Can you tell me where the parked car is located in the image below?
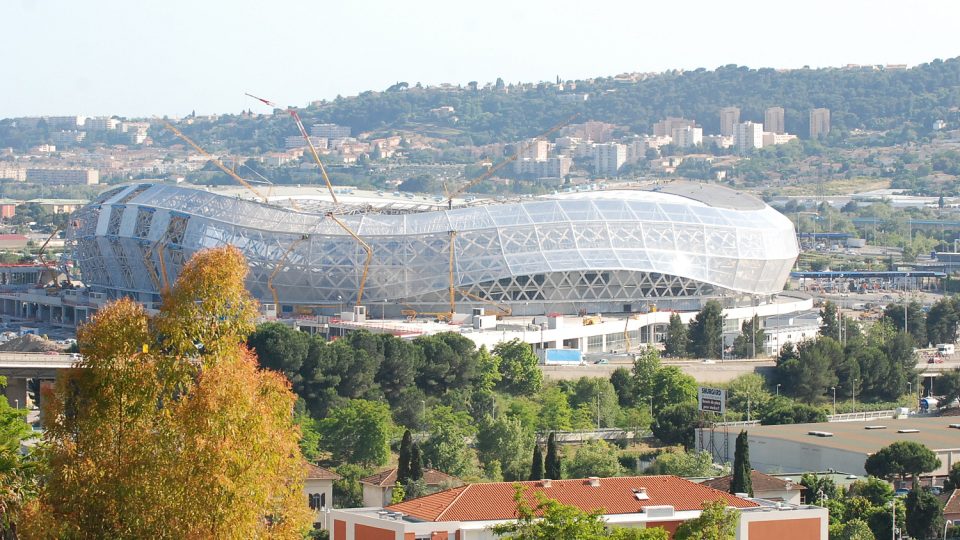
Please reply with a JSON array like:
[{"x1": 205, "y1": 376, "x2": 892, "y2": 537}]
[{"x1": 594, "y1": 358, "x2": 609, "y2": 365}]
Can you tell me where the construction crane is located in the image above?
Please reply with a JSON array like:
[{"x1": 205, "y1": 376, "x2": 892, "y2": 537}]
[
  {"x1": 36, "y1": 227, "x2": 61, "y2": 268},
  {"x1": 448, "y1": 230, "x2": 457, "y2": 316},
  {"x1": 162, "y1": 121, "x2": 269, "y2": 203},
  {"x1": 456, "y1": 287, "x2": 512, "y2": 318},
  {"x1": 325, "y1": 213, "x2": 372, "y2": 306},
  {"x1": 267, "y1": 235, "x2": 310, "y2": 309},
  {"x1": 445, "y1": 113, "x2": 579, "y2": 208},
  {"x1": 245, "y1": 93, "x2": 339, "y2": 207}
]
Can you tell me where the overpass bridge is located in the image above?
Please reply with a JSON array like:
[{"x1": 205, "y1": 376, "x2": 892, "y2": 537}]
[{"x1": 0, "y1": 353, "x2": 78, "y2": 408}]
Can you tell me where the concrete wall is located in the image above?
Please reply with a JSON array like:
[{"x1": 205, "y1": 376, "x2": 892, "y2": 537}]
[{"x1": 737, "y1": 508, "x2": 827, "y2": 539}]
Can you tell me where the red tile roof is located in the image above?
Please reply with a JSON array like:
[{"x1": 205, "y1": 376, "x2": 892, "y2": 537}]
[
  {"x1": 945, "y1": 489, "x2": 960, "y2": 515},
  {"x1": 360, "y1": 468, "x2": 460, "y2": 488},
  {"x1": 701, "y1": 470, "x2": 803, "y2": 494},
  {"x1": 305, "y1": 463, "x2": 341, "y2": 481},
  {"x1": 386, "y1": 475, "x2": 758, "y2": 522}
]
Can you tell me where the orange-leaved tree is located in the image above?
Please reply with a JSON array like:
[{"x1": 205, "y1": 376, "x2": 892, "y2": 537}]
[{"x1": 22, "y1": 246, "x2": 312, "y2": 539}]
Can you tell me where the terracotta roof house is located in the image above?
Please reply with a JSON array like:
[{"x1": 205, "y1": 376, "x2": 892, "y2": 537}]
[
  {"x1": 329, "y1": 475, "x2": 828, "y2": 540},
  {"x1": 360, "y1": 467, "x2": 462, "y2": 507},
  {"x1": 304, "y1": 463, "x2": 340, "y2": 527},
  {"x1": 700, "y1": 470, "x2": 805, "y2": 505},
  {"x1": 944, "y1": 489, "x2": 960, "y2": 528}
]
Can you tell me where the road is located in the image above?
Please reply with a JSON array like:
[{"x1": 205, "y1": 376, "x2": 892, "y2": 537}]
[
  {"x1": 541, "y1": 358, "x2": 776, "y2": 383},
  {"x1": 541, "y1": 357, "x2": 960, "y2": 384}
]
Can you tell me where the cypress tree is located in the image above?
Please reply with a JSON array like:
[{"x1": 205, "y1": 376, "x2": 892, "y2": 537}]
[
  {"x1": 730, "y1": 430, "x2": 753, "y2": 497},
  {"x1": 528, "y1": 444, "x2": 544, "y2": 481},
  {"x1": 397, "y1": 429, "x2": 413, "y2": 485},
  {"x1": 545, "y1": 432, "x2": 561, "y2": 480},
  {"x1": 410, "y1": 442, "x2": 424, "y2": 482}
]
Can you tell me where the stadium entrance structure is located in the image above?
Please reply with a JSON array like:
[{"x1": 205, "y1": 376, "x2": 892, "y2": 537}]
[{"x1": 68, "y1": 182, "x2": 798, "y2": 318}]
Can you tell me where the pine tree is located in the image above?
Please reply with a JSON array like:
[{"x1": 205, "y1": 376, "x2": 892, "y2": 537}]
[
  {"x1": 730, "y1": 431, "x2": 753, "y2": 497},
  {"x1": 545, "y1": 432, "x2": 562, "y2": 480},
  {"x1": 664, "y1": 313, "x2": 689, "y2": 357},
  {"x1": 410, "y1": 442, "x2": 424, "y2": 482},
  {"x1": 528, "y1": 444, "x2": 544, "y2": 481},
  {"x1": 397, "y1": 429, "x2": 413, "y2": 485}
]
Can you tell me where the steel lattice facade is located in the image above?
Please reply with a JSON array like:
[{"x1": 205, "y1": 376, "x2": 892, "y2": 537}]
[{"x1": 67, "y1": 183, "x2": 798, "y2": 315}]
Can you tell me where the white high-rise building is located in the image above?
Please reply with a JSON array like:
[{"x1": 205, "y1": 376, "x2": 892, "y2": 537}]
[
  {"x1": 671, "y1": 126, "x2": 703, "y2": 148},
  {"x1": 594, "y1": 143, "x2": 626, "y2": 176},
  {"x1": 734, "y1": 122, "x2": 763, "y2": 152},
  {"x1": 764, "y1": 107, "x2": 785, "y2": 134},
  {"x1": 719, "y1": 107, "x2": 740, "y2": 136}
]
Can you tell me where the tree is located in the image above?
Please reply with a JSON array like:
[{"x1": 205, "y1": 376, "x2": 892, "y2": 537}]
[
  {"x1": 397, "y1": 429, "x2": 413, "y2": 485},
  {"x1": 409, "y1": 443, "x2": 424, "y2": 482},
  {"x1": 545, "y1": 433, "x2": 562, "y2": 480},
  {"x1": 864, "y1": 441, "x2": 941, "y2": 485},
  {"x1": 645, "y1": 450, "x2": 714, "y2": 477},
  {"x1": 653, "y1": 402, "x2": 702, "y2": 449},
  {"x1": 788, "y1": 337, "x2": 841, "y2": 402},
  {"x1": 23, "y1": 247, "x2": 312, "y2": 538},
  {"x1": 926, "y1": 297, "x2": 959, "y2": 345},
  {"x1": 832, "y1": 519, "x2": 875, "y2": 540},
  {"x1": 943, "y1": 462, "x2": 960, "y2": 490},
  {"x1": 247, "y1": 322, "x2": 312, "y2": 386},
  {"x1": 732, "y1": 315, "x2": 764, "y2": 359},
  {"x1": 0, "y1": 379, "x2": 35, "y2": 538},
  {"x1": 650, "y1": 367, "x2": 697, "y2": 414},
  {"x1": 476, "y1": 416, "x2": 535, "y2": 481},
  {"x1": 883, "y1": 301, "x2": 927, "y2": 346},
  {"x1": 759, "y1": 402, "x2": 827, "y2": 425},
  {"x1": 725, "y1": 374, "x2": 771, "y2": 417},
  {"x1": 904, "y1": 487, "x2": 943, "y2": 540},
  {"x1": 569, "y1": 377, "x2": 620, "y2": 429},
  {"x1": 528, "y1": 445, "x2": 544, "y2": 481},
  {"x1": 491, "y1": 485, "x2": 609, "y2": 540},
  {"x1": 820, "y1": 301, "x2": 840, "y2": 340},
  {"x1": 631, "y1": 347, "x2": 661, "y2": 405},
  {"x1": 847, "y1": 477, "x2": 894, "y2": 507},
  {"x1": 494, "y1": 339, "x2": 543, "y2": 396},
  {"x1": 422, "y1": 406, "x2": 476, "y2": 477},
  {"x1": 730, "y1": 431, "x2": 752, "y2": 497},
  {"x1": 414, "y1": 333, "x2": 478, "y2": 396},
  {"x1": 673, "y1": 500, "x2": 739, "y2": 540},
  {"x1": 567, "y1": 440, "x2": 622, "y2": 479},
  {"x1": 332, "y1": 464, "x2": 370, "y2": 508},
  {"x1": 664, "y1": 313, "x2": 689, "y2": 357},
  {"x1": 537, "y1": 386, "x2": 573, "y2": 432},
  {"x1": 319, "y1": 399, "x2": 394, "y2": 467},
  {"x1": 609, "y1": 368, "x2": 637, "y2": 408},
  {"x1": 687, "y1": 301, "x2": 724, "y2": 359}
]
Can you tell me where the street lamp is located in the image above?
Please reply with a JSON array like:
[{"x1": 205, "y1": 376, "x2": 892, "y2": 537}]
[
  {"x1": 338, "y1": 295, "x2": 343, "y2": 316},
  {"x1": 831, "y1": 387, "x2": 836, "y2": 416},
  {"x1": 776, "y1": 383, "x2": 781, "y2": 398}
]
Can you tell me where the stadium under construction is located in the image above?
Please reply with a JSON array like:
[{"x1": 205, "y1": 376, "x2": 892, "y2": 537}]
[{"x1": 17, "y1": 180, "x2": 805, "y2": 354}]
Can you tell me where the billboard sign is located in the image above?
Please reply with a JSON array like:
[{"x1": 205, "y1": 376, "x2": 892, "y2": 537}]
[
  {"x1": 544, "y1": 348, "x2": 583, "y2": 365},
  {"x1": 698, "y1": 387, "x2": 726, "y2": 414}
]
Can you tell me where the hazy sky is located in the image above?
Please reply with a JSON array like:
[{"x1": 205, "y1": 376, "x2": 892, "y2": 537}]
[{"x1": 3, "y1": 0, "x2": 958, "y2": 118}]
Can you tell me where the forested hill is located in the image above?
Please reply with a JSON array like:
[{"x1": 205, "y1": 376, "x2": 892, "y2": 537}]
[
  {"x1": 5, "y1": 58, "x2": 960, "y2": 152},
  {"x1": 170, "y1": 58, "x2": 960, "y2": 151}
]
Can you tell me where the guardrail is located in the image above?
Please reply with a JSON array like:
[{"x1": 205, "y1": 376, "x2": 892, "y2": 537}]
[{"x1": 826, "y1": 410, "x2": 897, "y2": 422}]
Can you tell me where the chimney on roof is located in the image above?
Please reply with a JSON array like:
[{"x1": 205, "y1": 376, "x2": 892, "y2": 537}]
[
  {"x1": 541, "y1": 479, "x2": 552, "y2": 487},
  {"x1": 588, "y1": 477, "x2": 600, "y2": 487}
]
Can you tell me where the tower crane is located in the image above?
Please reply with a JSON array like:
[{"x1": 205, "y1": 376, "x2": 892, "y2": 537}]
[
  {"x1": 162, "y1": 121, "x2": 269, "y2": 203},
  {"x1": 267, "y1": 235, "x2": 309, "y2": 310},
  {"x1": 325, "y1": 213, "x2": 372, "y2": 307},
  {"x1": 444, "y1": 113, "x2": 579, "y2": 209},
  {"x1": 245, "y1": 93, "x2": 339, "y2": 207}
]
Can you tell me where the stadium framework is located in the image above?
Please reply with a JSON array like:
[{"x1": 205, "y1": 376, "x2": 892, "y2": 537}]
[{"x1": 67, "y1": 182, "x2": 798, "y2": 318}]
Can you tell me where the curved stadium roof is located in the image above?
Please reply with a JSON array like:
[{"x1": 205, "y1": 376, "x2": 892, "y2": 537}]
[{"x1": 69, "y1": 182, "x2": 798, "y2": 313}]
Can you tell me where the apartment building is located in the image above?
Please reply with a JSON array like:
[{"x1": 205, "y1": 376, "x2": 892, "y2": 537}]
[
  {"x1": 652, "y1": 117, "x2": 696, "y2": 137},
  {"x1": 25, "y1": 168, "x2": 99, "y2": 185},
  {"x1": 734, "y1": 122, "x2": 763, "y2": 153},
  {"x1": 311, "y1": 123, "x2": 351, "y2": 138},
  {"x1": 719, "y1": 107, "x2": 741, "y2": 136},
  {"x1": 764, "y1": 107, "x2": 785, "y2": 134},
  {"x1": 594, "y1": 143, "x2": 627, "y2": 175},
  {"x1": 809, "y1": 108, "x2": 831, "y2": 139},
  {"x1": 672, "y1": 126, "x2": 703, "y2": 148}
]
